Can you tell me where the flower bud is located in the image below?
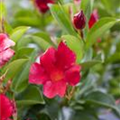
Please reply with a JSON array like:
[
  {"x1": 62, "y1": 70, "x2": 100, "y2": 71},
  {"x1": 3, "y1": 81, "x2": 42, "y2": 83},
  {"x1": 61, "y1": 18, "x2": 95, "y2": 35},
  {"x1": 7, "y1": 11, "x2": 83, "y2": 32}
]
[
  {"x1": 34, "y1": 0, "x2": 54, "y2": 13},
  {"x1": 73, "y1": 10, "x2": 86, "y2": 30},
  {"x1": 88, "y1": 9, "x2": 99, "y2": 29}
]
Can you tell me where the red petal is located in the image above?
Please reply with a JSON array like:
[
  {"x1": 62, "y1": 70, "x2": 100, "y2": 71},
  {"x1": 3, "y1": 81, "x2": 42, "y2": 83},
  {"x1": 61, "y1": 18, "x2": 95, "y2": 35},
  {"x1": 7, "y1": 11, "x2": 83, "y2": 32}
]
[
  {"x1": 40, "y1": 47, "x2": 56, "y2": 73},
  {"x1": 0, "y1": 33, "x2": 15, "y2": 52},
  {"x1": 65, "y1": 65, "x2": 81, "y2": 86},
  {"x1": 43, "y1": 80, "x2": 67, "y2": 98},
  {"x1": 0, "y1": 94, "x2": 13, "y2": 120},
  {"x1": 0, "y1": 48, "x2": 15, "y2": 68},
  {"x1": 29, "y1": 63, "x2": 49, "y2": 84},
  {"x1": 88, "y1": 9, "x2": 99, "y2": 29},
  {"x1": 56, "y1": 42, "x2": 76, "y2": 69}
]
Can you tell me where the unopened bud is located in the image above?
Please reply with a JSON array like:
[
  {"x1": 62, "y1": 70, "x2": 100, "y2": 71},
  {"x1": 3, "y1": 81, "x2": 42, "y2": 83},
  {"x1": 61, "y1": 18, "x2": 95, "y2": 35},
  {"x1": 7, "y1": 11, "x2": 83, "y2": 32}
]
[{"x1": 73, "y1": 10, "x2": 86, "y2": 30}]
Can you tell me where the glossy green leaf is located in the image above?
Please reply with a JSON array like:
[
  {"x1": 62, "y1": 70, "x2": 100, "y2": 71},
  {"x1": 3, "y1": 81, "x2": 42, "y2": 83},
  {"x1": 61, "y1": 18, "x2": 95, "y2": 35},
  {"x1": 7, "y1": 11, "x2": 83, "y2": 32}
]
[
  {"x1": 80, "y1": 60, "x2": 102, "y2": 70},
  {"x1": 16, "y1": 85, "x2": 45, "y2": 106},
  {"x1": 3, "y1": 59, "x2": 28, "y2": 80},
  {"x1": 85, "y1": 91, "x2": 120, "y2": 116},
  {"x1": 33, "y1": 32, "x2": 55, "y2": 46},
  {"x1": 13, "y1": 47, "x2": 34, "y2": 59},
  {"x1": 30, "y1": 35, "x2": 52, "y2": 51},
  {"x1": 49, "y1": 4, "x2": 77, "y2": 36},
  {"x1": 11, "y1": 51, "x2": 37, "y2": 93},
  {"x1": 85, "y1": 17, "x2": 117, "y2": 50},
  {"x1": 10, "y1": 26, "x2": 30, "y2": 42}
]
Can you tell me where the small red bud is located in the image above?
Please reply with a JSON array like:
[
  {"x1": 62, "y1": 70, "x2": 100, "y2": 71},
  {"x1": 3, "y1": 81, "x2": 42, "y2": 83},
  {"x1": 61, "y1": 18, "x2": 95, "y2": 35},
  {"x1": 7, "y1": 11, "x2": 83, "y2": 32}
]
[
  {"x1": 34, "y1": 0, "x2": 54, "y2": 13},
  {"x1": 73, "y1": 10, "x2": 86, "y2": 30}
]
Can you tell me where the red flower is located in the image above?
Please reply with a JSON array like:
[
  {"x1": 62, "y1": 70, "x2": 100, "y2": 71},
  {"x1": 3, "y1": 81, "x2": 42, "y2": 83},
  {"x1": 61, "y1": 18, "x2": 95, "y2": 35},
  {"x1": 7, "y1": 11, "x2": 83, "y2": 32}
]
[
  {"x1": 88, "y1": 9, "x2": 99, "y2": 29},
  {"x1": 73, "y1": 10, "x2": 86, "y2": 30},
  {"x1": 29, "y1": 42, "x2": 81, "y2": 98},
  {"x1": 34, "y1": 0, "x2": 54, "y2": 13},
  {"x1": 0, "y1": 94, "x2": 14, "y2": 120},
  {"x1": 0, "y1": 33, "x2": 15, "y2": 68}
]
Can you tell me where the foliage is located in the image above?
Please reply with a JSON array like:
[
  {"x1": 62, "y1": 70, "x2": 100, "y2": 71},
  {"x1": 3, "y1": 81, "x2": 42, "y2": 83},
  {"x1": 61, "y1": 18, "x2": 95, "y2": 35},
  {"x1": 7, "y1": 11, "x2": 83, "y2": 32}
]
[{"x1": 0, "y1": 0, "x2": 120, "y2": 120}]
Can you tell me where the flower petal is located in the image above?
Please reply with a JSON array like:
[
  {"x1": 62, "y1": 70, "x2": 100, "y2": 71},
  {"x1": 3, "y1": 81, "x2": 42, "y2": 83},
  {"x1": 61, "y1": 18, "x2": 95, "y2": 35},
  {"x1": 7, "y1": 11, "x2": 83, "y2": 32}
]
[
  {"x1": 43, "y1": 80, "x2": 67, "y2": 98},
  {"x1": 88, "y1": 9, "x2": 99, "y2": 29},
  {"x1": 29, "y1": 63, "x2": 49, "y2": 85},
  {"x1": 40, "y1": 47, "x2": 56, "y2": 73},
  {"x1": 0, "y1": 94, "x2": 13, "y2": 120},
  {"x1": 0, "y1": 33, "x2": 15, "y2": 52},
  {"x1": 65, "y1": 65, "x2": 81, "y2": 86},
  {"x1": 0, "y1": 48, "x2": 15, "y2": 68},
  {"x1": 56, "y1": 42, "x2": 76, "y2": 69}
]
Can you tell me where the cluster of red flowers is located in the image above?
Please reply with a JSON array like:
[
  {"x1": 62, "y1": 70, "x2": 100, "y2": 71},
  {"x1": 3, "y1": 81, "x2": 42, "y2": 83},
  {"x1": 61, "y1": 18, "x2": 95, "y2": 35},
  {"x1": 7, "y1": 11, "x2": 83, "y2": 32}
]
[{"x1": 29, "y1": 1, "x2": 99, "y2": 98}]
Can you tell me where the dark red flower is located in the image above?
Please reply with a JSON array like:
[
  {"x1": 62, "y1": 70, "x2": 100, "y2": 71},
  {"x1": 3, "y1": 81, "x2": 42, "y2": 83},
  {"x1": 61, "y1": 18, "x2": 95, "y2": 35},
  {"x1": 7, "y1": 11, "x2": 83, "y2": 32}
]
[
  {"x1": 29, "y1": 42, "x2": 81, "y2": 98},
  {"x1": 88, "y1": 9, "x2": 99, "y2": 29},
  {"x1": 73, "y1": 10, "x2": 86, "y2": 30},
  {"x1": 34, "y1": 0, "x2": 54, "y2": 13},
  {"x1": 0, "y1": 94, "x2": 14, "y2": 120},
  {"x1": 0, "y1": 33, "x2": 15, "y2": 68}
]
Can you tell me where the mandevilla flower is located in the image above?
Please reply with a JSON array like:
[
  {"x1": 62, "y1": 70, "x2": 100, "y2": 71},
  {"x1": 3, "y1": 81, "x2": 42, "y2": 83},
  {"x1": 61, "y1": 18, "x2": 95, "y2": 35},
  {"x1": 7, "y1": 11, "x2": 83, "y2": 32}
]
[
  {"x1": 0, "y1": 94, "x2": 14, "y2": 120},
  {"x1": 73, "y1": 10, "x2": 86, "y2": 30},
  {"x1": 34, "y1": 0, "x2": 54, "y2": 13},
  {"x1": 0, "y1": 33, "x2": 15, "y2": 68},
  {"x1": 88, "y1": 9, "x2": 99, "y2": 29},
  {"x1": 29, "y1": 42, "x2": 81, "y2": 98}
]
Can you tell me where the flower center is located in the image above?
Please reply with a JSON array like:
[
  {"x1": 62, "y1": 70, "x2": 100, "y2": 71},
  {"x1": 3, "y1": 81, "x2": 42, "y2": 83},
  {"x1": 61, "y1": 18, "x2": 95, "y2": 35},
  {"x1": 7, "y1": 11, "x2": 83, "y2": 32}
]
[{"x1": 50, "y1": 70, "x2": 64, "y2": 82}]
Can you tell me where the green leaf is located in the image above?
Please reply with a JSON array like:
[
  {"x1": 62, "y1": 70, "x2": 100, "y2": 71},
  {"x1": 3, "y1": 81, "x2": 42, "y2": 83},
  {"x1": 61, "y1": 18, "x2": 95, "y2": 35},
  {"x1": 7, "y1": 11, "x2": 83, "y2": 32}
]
[
  {"x1": 37, "y1": 113, "x2": 51, "y2": 120},
  {"x1": 62, "y1": 35, "x2": 84, "y2": 63},
  {"x1": 85, "y1": 91, "x2": 120, "y2": 116},
  {"x1": 10, "y1": 26, "x2": 30, "y2": 42},
  {"x1": 69, "y1": 111, "x2": 98, "y2": 120},
  {"x1": 49, "y1": 4, "x2": 77, "y2": 36},
  {"x1": 11, "y1": 50, "x2": 37, "y2": 93},
  {"x1": 17, "y1": 35, "x2": 52, "y2": 51},
  {"x1": 13, "y1": 47, "x2": 34, "y2": 59},
  {"x1": 80, "y1": 60, "x2": 102, "y2": 70},
  {"x1": 14, "y1": 17, "x2": 42, "y2": 28},
  {"x1": 16, "y1": 85, "x2": 45, "y2": 106},
  {"x1": 33, "y1": 32, "x2": 55, "y2": 46},
  {"x1": 81, "y1": 0, "x2": 94, "y2": 18},
  {"x1": 106, "y1": 52, "x2": 120, "y2": 63},
  {"x1": 3, "y1": 59, "x2": 28, "y2": 80},
  {"x1": 30, "y1": 35, "x2": 52, "y2": 51},
  {"x1": 0, "y1": 2, "x2": 6, "y2": 17},
  {"x1": 85, "y1": 17, "x2": 117, "y2": 50}
]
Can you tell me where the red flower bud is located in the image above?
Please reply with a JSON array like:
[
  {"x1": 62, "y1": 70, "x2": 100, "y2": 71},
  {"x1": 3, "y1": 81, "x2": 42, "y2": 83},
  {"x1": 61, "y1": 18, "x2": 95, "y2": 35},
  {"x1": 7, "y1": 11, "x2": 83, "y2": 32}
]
[
  {"x1": 88, "y1": 9, "x2": 99, "y2": 29},
  {"x1": 34, "y1": 0, "x2": 54, "y2": 13},
  {"x1": 73, "y1": 10, "x2": 86, "y2": 30}
]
